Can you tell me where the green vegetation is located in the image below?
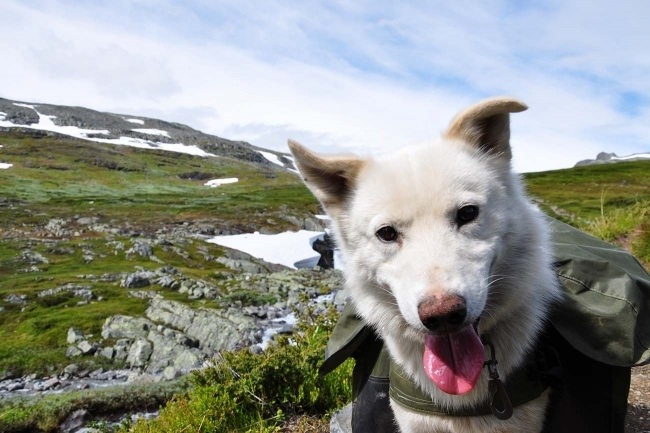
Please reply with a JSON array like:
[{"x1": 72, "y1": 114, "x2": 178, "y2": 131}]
[
  {"x1": 525, "y1": 160, "x2": 650, "y2": 267},
  {"x1": 121, "y1": 308, "x2": 353, "y2": 433},
  {"x1": 0, "y1": 132, "x2": 319, "y2": 231},
  {"x1": 0, "y1": 308, "x2": 352, "y2": 433},
  {"x1": 0, "y1": 377, "x2": 190, "y2": 433}
]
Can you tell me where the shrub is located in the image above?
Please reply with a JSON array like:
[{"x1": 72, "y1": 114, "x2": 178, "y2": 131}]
[{"x1": 124, "y1": 307, "x2": 353, "y2": 433}]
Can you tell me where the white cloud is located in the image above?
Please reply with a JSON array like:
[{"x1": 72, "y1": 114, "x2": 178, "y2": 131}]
[{"x1": 1, "y1": 0, "x2": 648, "y2": 173}]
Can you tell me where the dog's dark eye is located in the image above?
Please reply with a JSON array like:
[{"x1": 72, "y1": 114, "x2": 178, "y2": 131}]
[
  {"x1": 376, "y1": 226, "x2": 398, "y2": 242},
  {"x1": 456, "y1": 205, "x2": 479, "y2": 226}
]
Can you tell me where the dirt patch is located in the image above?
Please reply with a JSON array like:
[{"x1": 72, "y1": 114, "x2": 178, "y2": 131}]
[{"x1": 626, "y1": 363, "x2": 650, "y2": 433}]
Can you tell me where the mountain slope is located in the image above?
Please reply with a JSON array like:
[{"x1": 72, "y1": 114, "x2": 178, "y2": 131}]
[{"x1": 0, "y1": 97, "x2": 293, "y2": 169}]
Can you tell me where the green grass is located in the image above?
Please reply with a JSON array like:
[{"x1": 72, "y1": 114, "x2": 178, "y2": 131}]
[
  {"x1": 0, "y1": 377, "x2": 190, "y2": 433},
  {"x1": 0, "y1": 132, "x2": 319, "y2": 231},
  {"x1": 525, "y1": 160, "x2": 650, "y2": 222}
]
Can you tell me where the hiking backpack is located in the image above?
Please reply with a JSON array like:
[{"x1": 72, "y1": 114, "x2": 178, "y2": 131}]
[{"x1": 320, "y1": 217, "x2": 650, "y2": 433}]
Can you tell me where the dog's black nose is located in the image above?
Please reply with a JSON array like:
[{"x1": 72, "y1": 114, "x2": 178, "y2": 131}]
[{"x1": 418, "y1": 294, "x2": 467, "y2": 333}]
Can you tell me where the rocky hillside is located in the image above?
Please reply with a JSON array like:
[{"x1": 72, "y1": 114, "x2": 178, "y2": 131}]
[
  {"x1": 575, "y1": 150, "x2": 650, "y2": 167},
  {"x1": 0, "y1": 97, "x2": 293, "y2": 168},
  {"x1": 0, "y1": 99, "x2": 332, "y2": 405}
]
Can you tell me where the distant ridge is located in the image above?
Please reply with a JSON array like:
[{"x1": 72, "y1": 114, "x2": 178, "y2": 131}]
[
  {"x1": 0, "y1": 97, "x2": 294, "y2": 170},
  {"x1": 575, "y1": 151, "x2": 650, "y2": 167}
]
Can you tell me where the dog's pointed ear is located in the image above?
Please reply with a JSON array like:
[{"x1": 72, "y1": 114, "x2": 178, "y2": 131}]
[
  {"x1": 444, "y1": 97, "x2": 527, "y2": 160},
  {"x1": 288, "y1": 140, "x2": 366, "y2": 216}
]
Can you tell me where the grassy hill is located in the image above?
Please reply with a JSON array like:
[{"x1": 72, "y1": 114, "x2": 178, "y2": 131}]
[
  {"x1": 525, "y1": 160, "x2": 650, "y2": 266},
  {"x1": 0, "y1": 132, "x2": 320, "y2": 377},
  {"x1": 1, "y1": 130, "x2": 649, "y2": 432}
]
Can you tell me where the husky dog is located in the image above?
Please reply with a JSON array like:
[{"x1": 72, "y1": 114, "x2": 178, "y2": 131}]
[{"x1": 289, "y1": 98, "x2": 562, "y2": 433}]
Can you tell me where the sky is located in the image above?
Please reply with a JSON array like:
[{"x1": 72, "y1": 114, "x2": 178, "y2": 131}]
[{"x1": 1, "y1": 0, "x2": 649, "y2": 173}]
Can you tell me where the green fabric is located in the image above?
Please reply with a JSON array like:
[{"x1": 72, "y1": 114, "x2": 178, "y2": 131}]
[
  {"x1": 548, "y1": 217, "x2": 650, "y2": 367},
  {"x1": 389, "y1": 351, "x2": 548, "y2": 416}
]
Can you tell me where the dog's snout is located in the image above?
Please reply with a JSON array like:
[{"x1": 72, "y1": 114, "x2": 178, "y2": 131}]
[{"x1": 418, "y1": 294, "x2": 467, "y2": 333}]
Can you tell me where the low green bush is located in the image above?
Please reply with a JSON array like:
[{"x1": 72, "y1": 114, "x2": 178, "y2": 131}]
[{"x1": 123, "y1": 306, "x2": 353, "y2": 433}]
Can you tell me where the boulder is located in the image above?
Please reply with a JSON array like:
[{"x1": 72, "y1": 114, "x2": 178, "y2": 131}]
[
  {"x1": 146, "y1": 298, "x2": 256, "y2": 353},
  {"x1": 77, "y1": 340, "x2": 97, "y2": 355},
  {"x1": 102, "y1": 315, "x2": 153, "y2": 339},
  {"x1": 144, "y1": 329, "x2": 203, "y2": 374},
  {"x1": 66, "y1": 346, "x2": 83, "y2": 358},
  {"x1": 127, "y1": 339, "x2": 153, "y2": 367},
  {"x1": 99, "y1": 347, "x2": 115, "y2": 360},
  {"x1": 67, "y1": 328, "x2": 85, "y2": 344},
  {"x1": 60, "y1": 409, "x2": 89, "y2": 433},
  {"x1": 121, "y1": 271, "x2": 156, "y2": 288},
  {"x1": 4, "y1": 294, "x2": 28, "y2": 305}
]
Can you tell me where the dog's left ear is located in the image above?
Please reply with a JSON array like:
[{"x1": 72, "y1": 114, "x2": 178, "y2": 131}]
[
  {"x1": 288, "y1": 140, "x2": 366, "y2": 217},
  {"x1": 444, "y1": 97, "x2": 527, "y2": 160}
]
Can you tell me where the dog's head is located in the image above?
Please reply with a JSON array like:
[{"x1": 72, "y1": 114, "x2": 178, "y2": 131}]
[{"x1": 290, "y1": 97, "x2": 539, "y2": 395}]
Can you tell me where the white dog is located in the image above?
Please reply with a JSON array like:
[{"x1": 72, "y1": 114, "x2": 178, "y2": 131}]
[{"x1": 289, "y1": 97, "x2": 563, "y2": 433}]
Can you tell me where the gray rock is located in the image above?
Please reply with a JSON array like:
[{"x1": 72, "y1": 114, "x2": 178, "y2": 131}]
[
  {"x1": 114, "y1": 346, "x2": 128, "y2": 360},
  {"x1": 156, "y1": 275, "x2": 180, "y2": 290},
  {"x1": 45, "y1": 218, "x2": 68, "y2": 236},
  {"x1": 67, "y1": 327, "x2": 84, "y2": 344},
  {"x1": 60, "y1": 409, "x2": 88, "y2": 433},
  {"x1": 40, "y1": 284, "x2": 94, "y2": 301},
  {"x1": 121, "y1": 271, "x2": 155, "y2": 288},
  {"x1": 77, "y1": 340, "x2": 97, "y2": 355},
  {"x1": 100, "y1": 347, "x2": 115, "y2": 360},
  {"x1": 6, "y1": 382, "x2": 24, "y2": 392},
  {"x1": 146, "y1": 298, "x2": 256, "y2": 353},
  {"x1": 102, "y1": 315, "x2": 152, "y2": 339},
  {"x1": 4, "y1": 294, "x2": 28, "y2": 305},
  {"x1": 330, "y1": 404, "x2": 352, "y2": 433},
  {"x1": 163, "y1": 366, "x2": 179, "y2": 381},
  {"x1": 21, "y1": 249, "x2": 50, "y2": 265},
  {"x1": 63, "y1": 364, "x2": 80, "y2": 375},
  {"x1": 144, "y1": 330, "x2": 203, "y2": 374},
  {"x1": 66, "y1": 346, "x2": 83, "y2": 357},
  {"x1": 76, "y1": 217, "x2": 99, "y2": 226},
  {"x1": 126, "y1": 240, "x2": 153, "y2": 258},
  {"x1": 41, "y1": 377, "x2": 60, "y2": 390},
  {"x1": 115, "y1": 338, "x2": 131, "y2": 347},
  {"x1": 127, "y1": 338, "x2": 153, "y2": 367}
]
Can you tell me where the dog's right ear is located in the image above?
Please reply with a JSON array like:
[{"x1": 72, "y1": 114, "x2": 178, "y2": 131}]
[{"x1": 288, "y1": 140, "x2": 366, "y2": 217}]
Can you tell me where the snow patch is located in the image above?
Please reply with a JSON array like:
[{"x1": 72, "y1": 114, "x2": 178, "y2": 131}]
[
  {"x1": 125, "y1": 118, "x2": 145, "y2": 125},
  {"x1": 206, "y1": 230, "x2": 321, "y2": 269},
  {"x1": 612, "y1": 153, "x2": 650, "y2": 161},
  {"x1": 0, "y1": 163, "x2": 13, "y2": 169},
  {"x1": 13, "y1": 103, "x2": 37, "y2": 109},
  {"x1": 204, "y1": 178, "x2": 239, "y2": 187},
  {"x1": 132, "y1": 128, "x2": 170, "y2": 137},
  {"x1": 258, "y1": 150, "x2": 284, "y2": 167}
]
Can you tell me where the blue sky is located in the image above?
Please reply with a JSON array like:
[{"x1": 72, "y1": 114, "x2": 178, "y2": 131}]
[{"x1": 2, "y1": 0, "x2": 649, "y2": 172}]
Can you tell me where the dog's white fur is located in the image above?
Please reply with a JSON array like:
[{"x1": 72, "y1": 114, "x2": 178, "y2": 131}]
[{"x1": 289, "y1": 97, "x2": 562, "y2": 433}]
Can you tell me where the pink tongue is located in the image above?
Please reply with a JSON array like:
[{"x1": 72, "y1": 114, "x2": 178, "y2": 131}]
[{"x1": 423, "y1": 326, "x2": 485, "y2": 395}]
